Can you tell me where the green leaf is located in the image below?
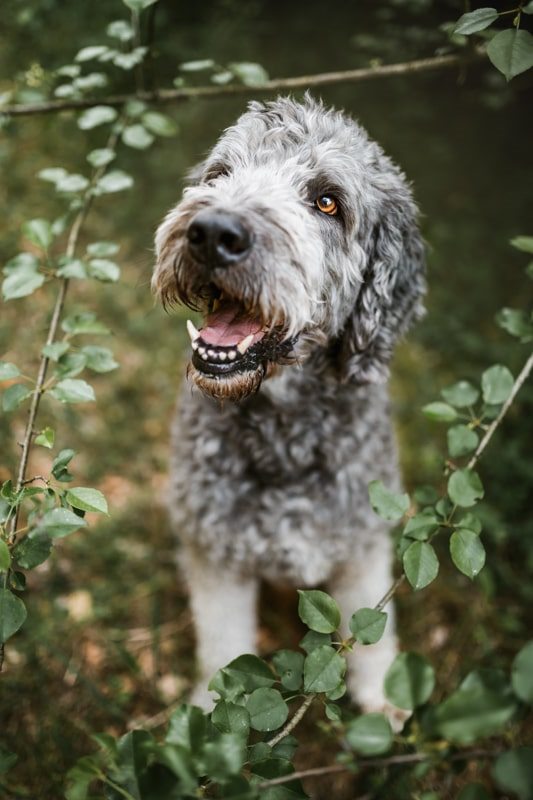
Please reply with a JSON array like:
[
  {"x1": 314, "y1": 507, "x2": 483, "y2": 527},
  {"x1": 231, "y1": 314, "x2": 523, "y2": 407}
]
[
  {"x1": 349, "y1": 608, "x2": 387, "y2": 645},
  {"x1": 481, "y1": 364, "x2": 514, "y2": 404},
  {"x1": 66, "y1": 487, "x2": 108, "y2": 514},
  {"x1": 368, "y1": 480, "x2": 410, "y2": 521},
  {"x1": 95, "y1": 170, "x2": 134, "y2": 194},
  {"x1": 43, "y1": 342, "x2": 70, "y2": 361},
  {"x1": 448, "y1": 469, "x2": 484, "y2": 508},
  {"x1": 56, "y1": 258, "x2": 88, "y2": 279},
  {"x1": 229, "y1": 61, "x2": 269, "y2": 86},
  {"x1": 272, "y1": 650, "x2": 304, "y2": 691},
  {"x1": 456, "y1": 512, "x2": 482, "y2": 534},
  {"x1": 511, "y1": 641, "x2": 533, "y2": 704},
  {"x1": 0, "y1": 361, "x2": 20, "y2": 380},
  {"x1": 50, "y1": 379, "x2": 95, "y2": 404},
  {"x1": 403, "y1": 511, "x2": 440, "y2": 541},
  {"x1": 122, "y1": 124, "x2": 155, "y2": 150},
  {"x1": 166, "y1": 703, "x2": 207, "y2": 750},
  {"x1": 142, "y1": 111, "x2": 178, "y2": 136},
  {"x1": 35, "y1": 426, "x2": 55, "y2": 449},
  {"x1": 496, "y1": 308, "x2": 533, "y2": 342},
  {"x1": 297, "y1": 589, "x2": 340, "y2": 633},
  {"x1": 81, "y1": 346, "x2": 118, "y2": 373},
  {"x1": 3, "y1": 252, "x2": 40, "y2": 273},
  {"x1": 0, "y1": 746, "x2": 18, "y2": 775},
  {"x1": 86, "y1": 241, "x2": 120, "y2": 257},
  {"x1": 457, "y1": 784, "x2": 491, "y2": 800},
  {"x1": 61, "y1": 312, "x2": 109, "y2": 336},
  {"x1": 0, "y1": 541, "x2": 11, "y2": 571},
  {"x1": 511, "y1": 235, "x2": 533, "y2": 253},
  {"x1": 88, "y1": 258, "x2": 120, "y2": 282},
  {"x1": 40, "y1": 508, "x2": 88, "y2": 538},
  {"x1": 403, "y1": 541, "x2": 439, "y2": 590},
  {"x1": 384, "y1": 652, "x2": 435, "y2": 710},
  {"x1": 2, "y1": 267, "x2": 45, "y2": 300},
  {"x1": 52, "y1": 448, "x2": 76, "y2": 482},
  {"x1": 247, "y1": 688, "x2": 289, "y2": 732},
  {"x1": 324, "y1": 702, "x2": 342, "y2": 721},
  {"x1": 78, "y1": 105, "x2": 118, "y2": 130},
  {"x1": 346, "y1": 713, "x2": 393, "y2": 755},
  {"x1": 38, "y1": 167, "x2": 68, "y2": 184},
  {"x1": 524, "y1": 1, "x2": 533, "y2": 13},
  {"x1": 303, "y1": 645, "x2": 346, "y2": 693},
  {"x1": 487, "y1": 29, "x2": 533, "y2": 81},
  {"x1": 453, "y1": 8, "x2": 498, "y2": 35},
  {"x1": 75, "y1": 45, "x2": 110, "y2": 62},
  {"x1": 12, "y1": 534, "x2": 52, "y2": 569},
  {"x1": 56, "y1": 173, "x2": 90, "y2": 194},
  {"x1": 87, "y1": 148, "x2": 116, "y2": 168},
  {"x1": 299, "y1": 630, "x2": 331, "y2": 653},
  {"x1": 179, "y1": 58, "x2": 216, "y2": 72},
  {"x1": 112, "y1": 48, "x2": 147, "y2": 70},
  {"x1": 203, "y1": 732, "x2": 246, "y2": 782},
  {"x1": 2, "y1": 384, "x2": 32, "y2": 412},
  {"x1": 22, "y1": 218, "x2": 53, "y2": 249},
  {"x1": 493, "y1": 747, "x2": 533, "y2": 800},
  {"x1": 450, "y1": 530, "x2": 485, "y2": 579},
  {"x1": 422, "y1": 401, "x2": 459, "y2": 423},
  {"x1": 441, "y1": 380, "x2": 479, "y2": 408},
  {"x1": 211, "y1": 700, "x2": 250, "y2": 736},
  {"x1": 212, "y1": 654, "x2": 275, "y2": 694},
  {"x1": 0, "y1": 589, "x2": 27, "y2": 643},
  {"x1": 107, "y1": 20, "x2": 134, "y2": 41},
  {"x1": 447, "y1": 425, "x2": 479, "y2": 458}
]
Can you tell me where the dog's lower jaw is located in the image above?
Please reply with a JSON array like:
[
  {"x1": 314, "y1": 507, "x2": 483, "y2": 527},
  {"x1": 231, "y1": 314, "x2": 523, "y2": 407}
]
[{"x1": 187, "y1": 362, "x2": 266, "y2": 401}]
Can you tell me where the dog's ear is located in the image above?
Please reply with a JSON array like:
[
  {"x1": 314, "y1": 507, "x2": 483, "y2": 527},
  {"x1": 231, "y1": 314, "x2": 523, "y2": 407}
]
[{"x1": 339, "y1": 171, "x2": 426, "y2": 384}]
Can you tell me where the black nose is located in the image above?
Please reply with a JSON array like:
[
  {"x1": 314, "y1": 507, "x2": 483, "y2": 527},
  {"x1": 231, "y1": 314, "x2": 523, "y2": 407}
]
[{"x1": 187, "y1": 210, "x2": 252, "y2": 267}]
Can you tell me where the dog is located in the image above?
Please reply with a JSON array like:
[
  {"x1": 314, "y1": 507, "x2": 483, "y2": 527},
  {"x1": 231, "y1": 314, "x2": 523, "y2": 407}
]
[{"x1": 152, "y1": 95, "x2": 425, "y2": 721}]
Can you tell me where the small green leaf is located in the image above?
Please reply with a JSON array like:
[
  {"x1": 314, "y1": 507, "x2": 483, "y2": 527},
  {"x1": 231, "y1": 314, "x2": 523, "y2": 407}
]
[
  {"x1": 368, "y1": 480, "x2": 410, "y2": 521},
  {"x1": 3, "y1": 252, "x2": 40, "y2": 273},
  {"x1": 493, "y1": 747, "x2": 533, "y2": 800},
  {"x1": 0, "y1": 362, "x2": 20, "y2": 381},
  {"x1": 211, "y1": 700, "x2": 250, "y2": 736},
  {"x1": 12, "y1": 534, "x2": 52, "y2": 569},
  {"x1": 448, "y1": 469, "x2": 484, "y2": 508},
  {"x1": 78, "y1": 105, "x2": 118, "y2": 130},
  {"x1": 346, "y1": 713, "x2": 393, "y2": 755},
  {"x1": 86, "y1": 241, "x2": 120, "y2": 257},
  {"x1": 447, "y1": 425, "x2": 479, "y2": 458},
  {"x1": 35, "y1": 426, "x2": 55, "y2": 449},
  {"x1": 43, "y1": 343, "x2": 69, "y2": 362},
  {"x1": 22, "y1": 218, "x2": 53, "y2": 249},
  {"x1": 38, "y1": 167, "x2": 68, "y2": 184},
  {"x1": 403, "y1": 541, "x2": 439, "y2": 590},
  {"x1": 50, "y1": 379, "x2": 95, "y2": 404},
  {"x1": 297, "y1": 589, "x2": 341, "y2": 633},
  {"x1": 0, "y1": 589, "x2": 27, "y2": 643},
  {"x1": 2, "y1": 267, "x2": 45, "y2": 300},
  {"x1": 384, "y1": 652, "x2": 435, "y2": 710},
  {"x1": 481, "y1": 365, "x2": 514, "y2": 404},
  {"x1": 325, "y1": 702, "x2": 342, "y2": 721},
  {"x1": 246, "y1": 688, "x2": 288, "y2": 732},
  {"x1": 456, "y1": 512, "x2": 482, "y2": 534},
  {"x1": 56, "y1": 173, "x2": 90, "y2": 194},
  {"x1": 122, "y1": 124, "x2": 155, "y2": 150},
  {"x1": 40, "y1": 508, "x2": 88, "y2": 538},
  {"x1": 61, "y1": 313, "x2": 109, "y2": 336},
  {"x1": 81, "y1": 346, "x2": 118, "y2": 373},
  {"x1": 299, "y1": 630, "x2": 331, "y2": 653},
  {"x1": 142, "y1": 111, "x2": 178, "y2": 137},
  {"x1": 487, "y1": 29, "x2": 533, "y2": 81},
  {"x1": 403, "y1": 511, "x2": 440, "y2": 541},
  {"x1": 95, "y1": 170, "x2": 134, "y2": 194},
  {"x1": 107, "y1": 20, "x2": 134, "y2": 41},
  {"x1": 56, "y1": 258, "x2": 88, "y2": 279},
  {"x1": 496, "y1": 308, "x2": 533, "y2": 342},
  {"x1": 112, "y1": 48, "x2": 147, "y2": 70},
  {"x1": 453, "y1": 8, "x2": 498, "y2": 35},
  {"x1": 52, "y1": 449, "x2": 76, "y2": 482},
  {"x1": 272, "y1": 650, "x2": 304, "y2": 691},
  {"x1": 422, "y1": 401, "x2": 458, "y2": 423},
  {"x1": 179, "y1": 59, "x2": 216, "y2": 72},
  {"x1": 511, "y1": 235, "x2": 533, "y2": 253},
  {"x1": 211, "y1": 654, "x2": 275, "y2": 694},
  {"x1": 2, "y1": 384, "x2": 32, "y2": 412},
  {"x1": 229, "y1": 61, "x2": 269, "y2": 86},
  {"x1": 88, "y1": 259, "x2": 120, "y2": 282},
  {"x1": 441, "y1": 380, "x2": 479, "y2": 408},
  {"x1": 66, "y1": 487, "x2": 108, "y2": 514},
  {"x1": 87, "y1": 148, "x2": 116, "y2": 168},
  {"x1": 511, "y1": 641, "x2": 533, "y2": 704},
  {"x1": 0, "y1": 541, "x2": 11, "y2": 571},
  {"x1": 450, "y1": 530, "x2": 486, "y2": 579},
  {"x1": 349, "y1": 608, "x2": 387, "y2": 645},
  {"x1": 303, "y1": 645, "x2": 346, "y2": 693},
  {"x1": 75, "y1": 45, "x2": 110, "y2": 62}
]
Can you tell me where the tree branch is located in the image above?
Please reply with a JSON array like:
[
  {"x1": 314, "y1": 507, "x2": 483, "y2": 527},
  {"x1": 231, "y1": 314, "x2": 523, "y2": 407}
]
[
  {"x1": 266, "y1": 694, "x2": 315, "y2": 748},
  {"x1": 1, "y1": 49, "x2": 485, "y2": 118}
]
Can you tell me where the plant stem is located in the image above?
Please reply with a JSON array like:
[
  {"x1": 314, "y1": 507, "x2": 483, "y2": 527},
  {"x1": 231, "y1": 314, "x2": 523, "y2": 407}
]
[{"x1": 266, "y1": 695, "x2": 315, "y2": 748}]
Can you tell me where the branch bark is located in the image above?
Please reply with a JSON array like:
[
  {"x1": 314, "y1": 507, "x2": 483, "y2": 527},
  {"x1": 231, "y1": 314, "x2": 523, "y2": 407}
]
[{"x1": 2, "y1": 49, "x2": 485, "y2": 118}]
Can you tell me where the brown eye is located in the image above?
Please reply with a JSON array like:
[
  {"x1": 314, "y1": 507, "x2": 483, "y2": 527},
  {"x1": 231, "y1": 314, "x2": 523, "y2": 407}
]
[{"x1": 316, "y1": 195, "x2": 338, "y2": 215}]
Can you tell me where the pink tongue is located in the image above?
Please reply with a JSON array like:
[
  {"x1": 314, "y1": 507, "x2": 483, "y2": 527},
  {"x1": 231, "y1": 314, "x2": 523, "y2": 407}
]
[{"x1": 200, "y1": 304, "x2": 264, "y2": 347}]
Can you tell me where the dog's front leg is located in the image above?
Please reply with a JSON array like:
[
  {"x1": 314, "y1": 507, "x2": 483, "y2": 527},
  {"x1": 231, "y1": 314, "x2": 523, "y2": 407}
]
[
  {"x1": 182, "y1": 547, "x2": 259, "y2": 710},
  {"x1": 328, "y1": 535, "x2": 408, "y2": 730}
]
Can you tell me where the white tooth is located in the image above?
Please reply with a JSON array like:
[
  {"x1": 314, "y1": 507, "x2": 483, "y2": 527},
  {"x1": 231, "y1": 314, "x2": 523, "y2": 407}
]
[
  {"x1": 191, "y1": 341, "x2": 199, "y2": 351},
  {"x1": 207, "y1": 349, "x2": 217, "y2": 358},
  {"x1": 201, "y1": 352, "x2": 208, "y2": 360},
  {"x1": 237, "y1": 334, "x2": 254, "y2": 355},
  {"x1": 228, "y1": 350, "x2": 237, "y2": 360},
  {"x1": 198, "y1": 346, "x2": 206, "y2": 356},
  {"x1": 187, "y1": 319, "x2": 200, "y2": 343},
  {"x1": 218, "y1": 351, "x2": 227, "y2": 361}
]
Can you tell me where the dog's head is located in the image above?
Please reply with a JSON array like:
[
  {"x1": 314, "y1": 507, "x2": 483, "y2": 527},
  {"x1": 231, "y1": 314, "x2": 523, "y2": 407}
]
[{"x1": 153, "y1": 95, "x2": 425, "y2": 401}]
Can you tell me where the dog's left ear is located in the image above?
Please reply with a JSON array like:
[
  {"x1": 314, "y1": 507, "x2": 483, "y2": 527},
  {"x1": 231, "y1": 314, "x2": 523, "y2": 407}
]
[{"x1": 339, "y1": 170, "x2": 426, "y2": 384}]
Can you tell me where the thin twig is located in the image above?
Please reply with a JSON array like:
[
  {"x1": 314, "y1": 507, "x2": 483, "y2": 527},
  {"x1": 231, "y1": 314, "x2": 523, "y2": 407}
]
[
  {"x1": 266, "y1": 694, "x2": 315, "y2": 748},
  {"x1": 1, "y1": 49, "x2": 486, "y2": 118}
]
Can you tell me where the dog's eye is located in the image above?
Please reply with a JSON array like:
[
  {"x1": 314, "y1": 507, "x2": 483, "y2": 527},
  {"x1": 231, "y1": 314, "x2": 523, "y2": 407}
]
[{"x1": 316, "y1": 195, "x2": 338, "y2": 215}]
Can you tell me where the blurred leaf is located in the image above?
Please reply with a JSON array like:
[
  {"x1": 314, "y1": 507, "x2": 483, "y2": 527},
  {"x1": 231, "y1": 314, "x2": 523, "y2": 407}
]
[
  {"x1": 203, "y1": 732, "x2": 246, "y2": 782},
  {"x1": 122, "y1": 124, "x2": 154, "y2": 150},
  {"x1": 272, "y1": 650, "x2": 304, "y2": 691},
  {"x1": 384, "y1": 652, "x2": 435, "y2": 710},
  {"x1": 481, "y1": 364, "x2": 514, "y2": 404},
  {"x1": 246, "y1": 688, "x2": 288, "y2": 732},
  {"x1": 56, "y1": 173, "x2": 90, "y2": 194},
  {"x1": 422, "y1": 401, "x2": 458, "y2": 422},
  {"x1": 211, "y1": 654, "x2": 275, "y2": 694},
  {"x1": 81, "y1": 346, "x2": 118, "y2": 373},
  {"x1": 87, "y1": 241, "x2": 120, "y2": 257},
  {"x1": 88, "y1": 258, "x2": 120, "y2": 282},
  {"x1": 122, "y1": 0, "x2": 159, "y2": 11},
  {"x1": 75, "y1": 45, "x2": 109, "y2": 62},
  {"x1": 2, "y1": 383, "x2": 32, "y2": 412},
  {"x1": 487, "y1": 29, "x2": 533, "y2": 81},
  {"x1": 50, "y1": 378, "x2": 95, "y2": 403},
  {"x1": 52, "y1": 449, "x2": 76, "y2": 482},
  {"x1": 142, "y1": 111, "x2": 178, "y2": 137},
  {"x1": 0, "y1": 361, "x2": 20, "y2": 380},
  {"x1": 35, "y1": 426, "x2": 55, "y2": 448},
  {"x1": 78, "y1": 105, "x2": 118, "y2": 130},
  {"x1": 22, "y1": 218, "x2": 53, "y2": 249},
  {"x1": 0, "y1": 541, "x2": 11, "y2": 571},
  {"x1": 493, "y1": 747, "x2": 533, "y2": 800},
  {"x1": 0, "y1": 746, "x2": 18, "y2": 775},
  {"x1": 349, "y1": 608, "x2": 387, "y2": 645},
  {"x1": 403, "y1": 541, "x2": 439, "y2": 590},
  {"x1": 456, "y1": 512, "x2": 482, "y2": 534},
  {"x1": 297, "y1": 589, "x2": 340, "y2": 633},
  {"x1": 38, "y1": 167, "x2": 68, "y2": 184},
  {"x1": 96, "y1": 170, "x2": 134, "y2": 193},
  {"x1": 450, "y1": 530, "x2": 486, "y2": 578},
  {"x1": 107, "y1": 20, "x2": 134, "y2": 41},
  {"x1": 56, "y1": 258, "x2": 88, "y2": 279},
  {"x1": 457, "y1": 784, "x2": 491, "y2": 800},
  {"x1": 368, "y1": 480, "x2": 409, "y2": 521},
  {"x1": 229, "y1": 61, "x2": 269, "y2": 86},
  {"x1": 496, "y1": 308, "x2": 533, "y2": 342},
  {"x1": 453, "y1": 8, "x2": 498, "y2": 35},
  {"x1": 299, "y1": 630, "x2": 331, "y2": 653},
  {"x1": 113, "y1": 48, "x2": 147, "y2": 70},
  {"x1": 511, "y1": 235, "x2": 533, "y2": 253},
  {"x1": 13, "y1": 534, "x2": 52, "y2": 569},
  {"x1": 447, "y1": 425, "x2": 479, "y2": 458},
  {"x1": 66, "y1": 487, "x2": 108, "y2": 514},
  {"x1": 166, "y1": 703, "x2": 207, "y2": 749},
  {"x1": 179, "y1": 59, "x2": 216, "y2": 71},
  {"x1": 511, "y1": 641, "x2": 533, "y2": 703},
  {"x1": 3, "y1": 252, "x2": 40, "y2": 274},
  {"x1": 0, "y1": 588, "x2": 27, "y2": 643},
  {"x1": 87, "y1": 148, "x2": 116, "y2": 167},
  {"x1": 346, "y1": 713, "x2": 393, "y2": 755},
  {"x1": 448, "y1": 469, "x2": 484, "y2": 508},
  {"x1": 40, "y1": 508, "x2": 88, "y2": 538},
  {"x1": 2, "y1": 267, "x2": 45, "y2": 300},
  {"x1": 303, "y1": 645, "x2": 346, "y2": 693},
  {"x1": 61, "y1": 312, "x2": 109, "y2": 335},
  {"x1": 441, "y1": 380, "x2": 479, "y2": 408}
]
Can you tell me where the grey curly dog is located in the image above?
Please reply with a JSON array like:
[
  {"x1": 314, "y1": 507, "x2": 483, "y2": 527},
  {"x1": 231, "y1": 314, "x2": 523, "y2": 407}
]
[{"x1": 153, "y1": 94, "x2": 425, "y2": 723}]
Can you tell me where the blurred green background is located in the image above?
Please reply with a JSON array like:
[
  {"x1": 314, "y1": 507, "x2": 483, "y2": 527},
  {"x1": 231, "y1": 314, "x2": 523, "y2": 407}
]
[{"x1": 0, "y1": 1, "x2": 532, "y2": 797}]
